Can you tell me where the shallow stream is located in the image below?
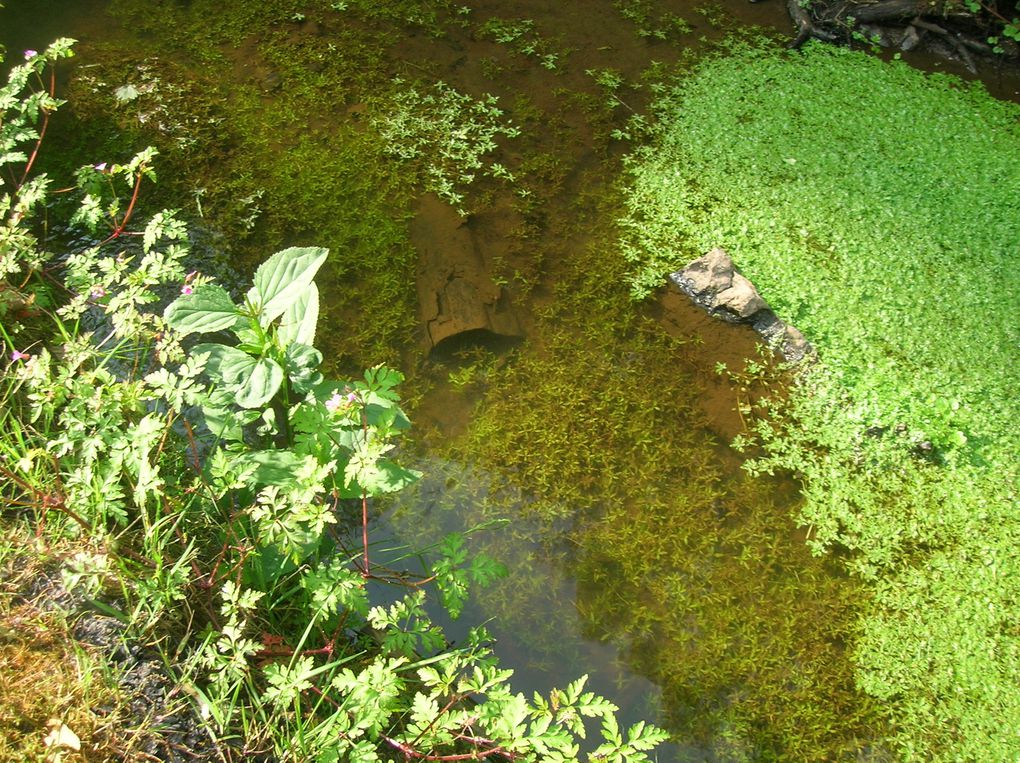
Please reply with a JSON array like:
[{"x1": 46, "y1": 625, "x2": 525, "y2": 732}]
[{"x1": 6, "y1": 0, "x2": 1016, "y2": 758}]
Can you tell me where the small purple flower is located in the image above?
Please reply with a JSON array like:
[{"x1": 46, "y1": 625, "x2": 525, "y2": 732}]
[
  {"x1": 24, "y1": 50, "x2": 38, "y2": 60},
  {"x1": 90, "y1": 285, "x2": 106, "y2": 298},
  {"x1": 180, "y1": 284, "x2": 194, "y2": 296},
  {"x1": 94, "y1": 162, "x2": 107, "y2": 172},
  {"x1": 324, "y1": 390, "x2": 358, "y2": 415},
  {"x1": 11, "y1": 350, "x2": 31, "y2": 362}
]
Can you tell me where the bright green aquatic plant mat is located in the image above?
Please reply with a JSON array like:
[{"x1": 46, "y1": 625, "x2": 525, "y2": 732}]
[{"x1": 620, "y1": 41, "x2": 1020, "y2": 760}]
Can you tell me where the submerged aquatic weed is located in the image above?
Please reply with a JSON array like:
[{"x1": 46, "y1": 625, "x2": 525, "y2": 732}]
[
  {"x1": 413, "y1": 203, "x2": 885, "y2": 756},
  {"x1": 373, "y1": 79, "x2": 520, "y2": 214},
  {"x1": 476, "y1": 17, "x2": 566, "y2": 70},
  {"x1": 613, "y1": 0, "x2": 693, "y2": 41}
]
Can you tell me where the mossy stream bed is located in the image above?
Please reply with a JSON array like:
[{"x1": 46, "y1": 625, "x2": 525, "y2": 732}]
[{"x1": 4, "y1": 0, "x2": 1018, "y2": 759}]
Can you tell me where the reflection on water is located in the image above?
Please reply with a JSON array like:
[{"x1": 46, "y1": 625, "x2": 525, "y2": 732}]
[{"x1": 378, "y1": 455, "x2": 705, "y2": 762}]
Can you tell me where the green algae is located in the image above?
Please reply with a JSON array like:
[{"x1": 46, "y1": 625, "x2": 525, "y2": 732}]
[
  {"x1": 65, "y1": 1, "x2": 424, "y2": 368},
  {"x1": 619, "y1": 39, "x2": 1020, "y2": 759}
]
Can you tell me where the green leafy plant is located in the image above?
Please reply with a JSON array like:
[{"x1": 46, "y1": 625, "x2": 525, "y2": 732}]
[
  {"x1": 613, "y1": 0, "x2": 693, "y2": 40},
  {"x1": 619, "y1": 40, "x2": 1020, "y2": 760},
  {"x1": 1, "y1": 39, "x2": 75, "y2": 311},
  {"x1": 477, "y1": 17, "x2": 566, "y2": 70}
]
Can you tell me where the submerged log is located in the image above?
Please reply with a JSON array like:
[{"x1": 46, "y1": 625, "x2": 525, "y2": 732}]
[{"x1": 410, "y1": 194, "x2": 523, "y2": 353}]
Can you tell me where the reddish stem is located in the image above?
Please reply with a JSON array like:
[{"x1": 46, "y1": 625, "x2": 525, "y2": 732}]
[
  {"x1": 360, "y1": 403, "x2": 371, "y2": 576},
  {"x1": 17, "y1": 67, "x2": 55, "y2": 188},
  {"x1": 362, "y1": 488, "x2": 370, "y2": 577},
  {"x1": 100, "y1": 169, "x2": 144, "y2": 245}
]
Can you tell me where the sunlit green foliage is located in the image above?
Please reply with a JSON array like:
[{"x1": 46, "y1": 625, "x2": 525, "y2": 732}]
[
  {"x1": 620, "y1": 40, "x2": 1020, "y2": 759},
  {"x1": 613, "y1": 0, "x2": 693, "y2": 41},
  {"x1": 373, "y1": 79, "x2": 519, "y2": 214},
  {"x1": 477, "y1": 17, "x2": 565, "y2": 71},
  {"x1": 72, "y1": 1, "x2": 425, "y2": 369}
]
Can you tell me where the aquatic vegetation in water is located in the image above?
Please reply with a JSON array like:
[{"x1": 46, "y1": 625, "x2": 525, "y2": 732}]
[
  {"x1": 620, "y1": 40, "x2": 1020, "y2": 760},
  {"x1": 415, "y1": 213, "x2": 886, "y2": 756},
  {"x1": 476, "y1": 17, "x2": 565, "y2": 71},
  {"x1": 22, "y1": 4, "x2": 899, "y2": 757},
  {"x1": 73, "y1": 1, "x2": 427, "y2": 369},
  {"x1": 613, "y1": 0, "x2": 694, "y2": 41},
  {"x1": 372, "y1": 79, "x2": 520, "y2": 215}
]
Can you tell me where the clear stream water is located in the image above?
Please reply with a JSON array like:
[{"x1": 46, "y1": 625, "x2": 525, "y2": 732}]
[{"x1": 5, "y1": 1, "x2": 1017, "y2": 759}]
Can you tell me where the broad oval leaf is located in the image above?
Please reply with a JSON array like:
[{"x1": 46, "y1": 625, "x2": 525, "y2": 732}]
[
  {"x1": 192, "y1": 343, "x2": 255, "y2": 385},
  {"x1": 247, "y1": 246, "x2": 328, "y2": 326},
  {"x1": 164, "y1": 284, "x2": 241, "y2": 336},
  {"x1": 235, "y1": 357, "x2": 284, "y2": 409},
  {"x1": 278, "y1": 282, "x2": 320, "y2": 347}
]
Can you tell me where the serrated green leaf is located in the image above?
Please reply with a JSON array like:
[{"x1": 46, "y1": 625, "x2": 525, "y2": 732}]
[
  {"x1": 247, "y1": 246, "x2": 328, "y2": 325},
  {"x1": 367, "y1": 459, "x2": 421, "y2": 494},
  {"x1": 625, "y1": 720, "x2": 670, "y2": 750},
  {"x1": 278, "y1": 282, "x2": 319, "y2": 346},
  {"x1": 200, "y1": 404, "x2": 246, "y2": 443},
  {"x1": 284, "y1": 342, "x2": 324, "y2": 394},
  {"x1": 192, "y1": 343, "x2": 254, "y2": 385},
  {"x1": 164, "y1": 284, "x2": 241, "y2": 336},
  {"x1": 361, "y1": 364, "x2": 404, "y2": 402},
  {"x1": 578, "y1": 693, "x2": 618, "y2": 719},
  {"x1": 231, "y1": 449, "x2": 308, "y2": 487},
  {"x1": 600, "y1": 712, "x2": 621, "y2": 745},
  {"x1": 235, "y1": 357, "x2": 284, "y2": 409}
]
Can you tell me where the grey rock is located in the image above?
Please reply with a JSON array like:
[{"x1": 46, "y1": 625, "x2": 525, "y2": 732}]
[
  {"x1": 670, "y1": 247, "x2": 814, "y2": 363},
  {"x1": 683, "y1": 247, "x2": 734, "y2": 294},
  {"x1": 901, "y1": 25, "x2": 921, "y2": 52}
]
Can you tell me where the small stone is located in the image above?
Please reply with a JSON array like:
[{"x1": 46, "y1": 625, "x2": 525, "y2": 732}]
[
  {"x1": 781, "y1": 325, "x2": 812, "y2": 363},
  {"x1": 673, "y1": 247, "x2": 814, "y2": 364},
  {"x1": 901, "y1": 25, "x2": 921, "y2": 52},
  {"x1": 716, "y1": 274, "x2": 768, "y2": 318},
  {"x1": 681, "y1": 247, "x2": 735, "y2": 294}
]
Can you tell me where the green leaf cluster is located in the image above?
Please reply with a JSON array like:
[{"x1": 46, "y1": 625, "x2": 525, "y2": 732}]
[{"x1": 0, "y1": 51, "x2": 667, "y2": 759}]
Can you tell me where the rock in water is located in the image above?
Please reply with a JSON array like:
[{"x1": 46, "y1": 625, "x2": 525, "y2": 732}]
[
  {"x1": 412, "y1": 194, "x2": 522, "y2": 352},
  {"x1": 670, "y1": 247, "x2": 812, "y2": 362}
]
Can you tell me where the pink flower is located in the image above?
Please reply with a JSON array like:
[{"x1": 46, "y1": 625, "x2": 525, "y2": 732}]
[
  {"x1": 11, "y1": 350, "x2": 31, "y2": 361},
  {"x1": 24, "y1": 50, "x2": 38, "y2": 60},
  {"x1": 90, "y1": 285, "x2": 106, "y2": 298},
  {"x1": 324, "y1": 390, "x2": 358, "y2": 415},
  {"x1": 180, "y1": 284, "x2": 194, "y2": 295},
  {"x1": 94, "y1": 162, "x2": 107, "y2": 172},
  {"x1": 324, "y1": 392, "x2": 344, "y2": 414}
]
